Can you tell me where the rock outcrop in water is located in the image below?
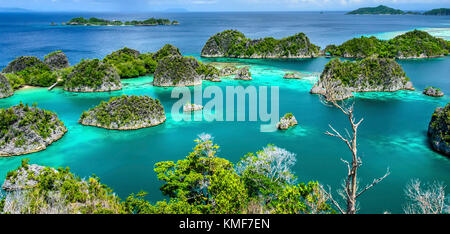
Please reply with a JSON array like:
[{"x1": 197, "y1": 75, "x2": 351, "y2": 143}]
[
  {"x1": 277, "y1": 113, "x2": 298, "y2": 130},
  {"x1": 1, "y1": 54, "x2": 61, "y2": 87},
  {"x1": 183, "y1": 103, "x2": 203, "y2": 112},
  {"x1": 44, "y1": 51, "x2": 70, "y2": 70},
  {"x1": 283, "y1": 72, "x2": 301, "y2": 79},
  {"x1": 64, "y1": 59, "x2": 122, "y2": 92},
  {"x1": 79, "y1": 95, "x2": 166, "y2": 130},
  {"x1": 153, "y1": 55, "x2": 202, "y2": 87},
  {"x1": 197, "y1": 61, "x2": 221, "y2": 82},
  {"x1": 310, "y1": 57, "x2": 414, "y2": 101},
  {"x1": 0, "y1": 74, "x2": 14, "y2": 98},
  {"x1": 103, "y1": 47, "x2": 156, "y2": 78},
  {"x1": 234, "y1": 67, "x2": 252, "y2": 80},
  {"x1": 0, "y1": 104, "x2": 67, "y2": 157},
  {"x1": 423, "y1": 87, "x2": 444, "y2": 97},
  {"x1": 428, "y1": 103, "x2": 450, "y2": 156},
  {"x1": 201, "y1": 30, "x2": 320, "y2": 58}
]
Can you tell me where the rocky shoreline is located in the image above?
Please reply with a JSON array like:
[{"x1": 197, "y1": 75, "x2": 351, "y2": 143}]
[
  {"x1": 423, "y1": 87, "x2": 444, "y2": 97},
  {"x1": 277, "y1": 113, "x2": 298, "y2": 130}
]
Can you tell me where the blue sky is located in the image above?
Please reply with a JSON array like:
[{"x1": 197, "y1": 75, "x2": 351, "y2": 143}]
[{"x1": 1, "y1": 0, "x2": 449, "y2": 12}]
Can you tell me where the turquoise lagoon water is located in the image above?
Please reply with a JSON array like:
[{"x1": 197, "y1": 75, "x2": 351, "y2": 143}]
[{"x1": 0, "y1": 12, "x2": 449, "y2": 214}]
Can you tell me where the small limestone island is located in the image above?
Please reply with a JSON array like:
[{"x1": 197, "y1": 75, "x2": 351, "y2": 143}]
[
  {"x1": 1, "y1": 51, "x2": 70, "y2": 91},
  {"x1": 0, "y1": 103, "x2": 67, "y2": 157},
  {"x1": 324, "y1": 30, "x2": 450, "y2": 59},
  {"x1": 277, "y1": 113, "x2": 298, "y2": 130},
  {"x1": 153, "y1": 44, "x2": 222, "y2": 86},
  {"x1": 201, "y1": 30, "x2": 320, "y2": 58},
  {"x1": 311, "y1": 56, "x2": 414, "y2": 101},
  {"x1": 283, "y1": 72, "x2": 302, "y2": 79},
  {"x1": 64, "y1": 59, "x2": 122, "y2": 92},
  {"x1": 79, "y1": 95, "x2": 166, "y2": 130},
  {"x1": 423, "y1": 87, "x2": 444, "y2": 97},
  {"x1": 183, "y1": 103, "x2": 203, "y2": 112},
  {"x1": 102, "y1": 47, "x2": 157, "y2": 79},
  {"x1": 428, "y1": 103, "x2": 450, "y2": 156},
  {"x1": 234, "y1": 67, "x2": 252, "y2": 80},
  {"x1": 63, "y1": 17, "x2": 179, "y2": 26}
]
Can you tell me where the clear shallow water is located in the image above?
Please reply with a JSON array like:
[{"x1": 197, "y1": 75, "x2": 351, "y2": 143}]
[{"x1": 0, "y1": 12, "x2": 449, "y2": 214}]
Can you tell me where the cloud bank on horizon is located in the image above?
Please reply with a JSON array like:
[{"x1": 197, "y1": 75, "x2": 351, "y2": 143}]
[{"x1": 1, "y1": 0, "x2": 449, "y2": 12}]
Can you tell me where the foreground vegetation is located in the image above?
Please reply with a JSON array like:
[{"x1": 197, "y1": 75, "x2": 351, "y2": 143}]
[
  {"x1": 201, "y1": 30, "x2": 320, "y2": 58},
  {"x1": 102, "y1": 47, "x2": 157, "y2": 78},
  {"x1": 324, "y1": 30, "x2": 450, "y2": 59},
  {"x1": 0, "y1": 135, "x2": 334, "y2": 214},
  {"x1": 1, "y1": 133, "x2": 447, "y2": 214}
]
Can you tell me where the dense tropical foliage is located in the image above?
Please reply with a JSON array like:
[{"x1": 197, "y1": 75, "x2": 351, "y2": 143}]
[
  {"x1": 103, "y1": 47, "x2": 157, "y2": 78},
  {"x1": 325, "y1": 30, "x2": 450, "y2": 58},
  {"x1": 1, "y1": 134, "x2": 333, "y2": 214},
  {"x1": 66, "y1": 17, "x2": 178, "y2": 26}
]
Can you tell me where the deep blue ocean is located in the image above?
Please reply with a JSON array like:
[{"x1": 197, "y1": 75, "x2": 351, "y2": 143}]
[{"x1": 0, "y1": 12, "x2": 449, "y2": 214}]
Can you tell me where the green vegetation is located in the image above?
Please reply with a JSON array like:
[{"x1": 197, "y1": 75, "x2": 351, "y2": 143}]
[
  {"x1": 103, "y1": 47, "x2": 157, "y2": 78},
  {"x1": 3, "y1": 73, "x2": 24, "y2": 90},
  {"x1": 3, "y1": 159, "x2": 124, "y2": 214},
  {"x1": 15, "y1": 62, "x2": 57, "y2": 87},
  {"x1": 283, "y1": 113, "x2": 294, "y2": 119},
  {"x1": 201, "y1": 30, "x2": 320, "y2": 58},
  {"x1": 196, "y1": 61, "x2": 220, "y2": 78},
  {"x1": 79, "y1": 95, "x2": 165, "y2": 129},
  {"x1": 429, "y1": 103, "x2": 450, "y2": 147},
  {"x1": 2, "y1": 51, "x2": 72, "y2": 88},
  {"x1": 43, "y1": 50, "x2": 63, "y2": 60},
  {"x1": 66, "y1": 17, "x2": 178, "y2": 26},
  {"x1": 425, "y1": 86, "x2": 441, "y2": 92},
  {"x1": 423, "y1": 8, "x2": 450, "y2": 16},
  {"x1": 125, "y1": 135, "x2": 333, "y2": 214},
  {"x1": 0, "y1": 102, "x2": 66, "y2": 152},
  {"x1": 64, "y1": 59, "x2": 120, "y2": 90},
  {"x1": 346, "y1": 5, "x2": 406, "y2": 15},
  {"x1": 322, "y1": 57, "x2": 406, "y2": 87},
  {"x1": 152, "y1": 44, "x2": 182, "y2": 62},
  {"x1": 325, "y1": 30, "x2": 450, "y2": 58},
  {"x1": 1, "y1": 135, "x2": 333, "y2": 214}
]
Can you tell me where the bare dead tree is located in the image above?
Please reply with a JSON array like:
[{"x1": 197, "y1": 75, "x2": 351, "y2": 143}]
[
  {"x1": 319, "y1": 98, "x2": 390, "y2": 214},
  {"x1": 404, "y1": 179, "x2": 449, "y2": 214}
]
